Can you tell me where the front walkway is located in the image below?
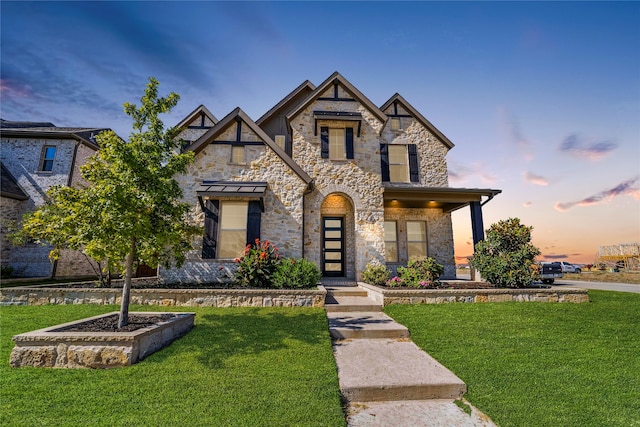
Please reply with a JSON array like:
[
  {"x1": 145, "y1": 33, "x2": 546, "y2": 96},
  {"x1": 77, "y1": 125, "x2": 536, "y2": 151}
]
[{"x1": 323, "y1": 283, "x2": 495, "y2": 426}]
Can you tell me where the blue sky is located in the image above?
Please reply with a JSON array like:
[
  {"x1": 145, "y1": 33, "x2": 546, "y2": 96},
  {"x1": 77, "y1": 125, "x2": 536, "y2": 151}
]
[{"x1": 2, "y1": 1, "x2": 639, "y2": 264}]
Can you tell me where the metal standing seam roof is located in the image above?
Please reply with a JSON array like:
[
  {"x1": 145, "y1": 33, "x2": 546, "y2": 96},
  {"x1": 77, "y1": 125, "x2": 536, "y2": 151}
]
[{"x1": 196, "y1": 181, "x2": 268, "y2": 197}]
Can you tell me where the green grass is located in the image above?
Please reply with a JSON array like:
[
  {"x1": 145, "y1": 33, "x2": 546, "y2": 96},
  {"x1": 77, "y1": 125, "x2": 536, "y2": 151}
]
[
  {"x1": 0, "y1": 305, "x2": 345, "y2": 427},
  {"x1": 385, "y1": 290, "x2": 640, "y2": 427}
]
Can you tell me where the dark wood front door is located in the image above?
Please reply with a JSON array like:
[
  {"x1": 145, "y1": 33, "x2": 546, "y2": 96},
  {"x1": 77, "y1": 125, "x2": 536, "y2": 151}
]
[{"x1": 322, "y1": 217, "x2": 344, "y2": 277}]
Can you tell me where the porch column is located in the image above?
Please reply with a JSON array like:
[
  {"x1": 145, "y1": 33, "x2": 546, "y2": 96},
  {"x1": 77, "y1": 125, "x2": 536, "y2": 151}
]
[{"x1": 470, "y1": 201, "x2": 485, "y2": 246}]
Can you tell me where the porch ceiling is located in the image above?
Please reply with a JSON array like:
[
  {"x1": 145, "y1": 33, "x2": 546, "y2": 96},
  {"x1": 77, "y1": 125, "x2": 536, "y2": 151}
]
[{"x1": 383, "y1": 186, "x2": 501, "y2": 212}]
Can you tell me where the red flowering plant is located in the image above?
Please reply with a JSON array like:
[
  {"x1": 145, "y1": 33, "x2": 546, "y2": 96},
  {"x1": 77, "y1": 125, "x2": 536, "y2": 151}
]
[{"x1": 233, "y1": 239, "x2": 281, "y2": 288}]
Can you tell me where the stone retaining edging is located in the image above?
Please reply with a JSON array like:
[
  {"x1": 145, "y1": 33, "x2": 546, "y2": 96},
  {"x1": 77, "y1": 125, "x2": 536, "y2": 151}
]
[
  {"x1": 0, "y1": 286, "x2": 327, "y2": 308},
  {"x1": 357, "y1": 282, "x2": 589, "y2": 304}
]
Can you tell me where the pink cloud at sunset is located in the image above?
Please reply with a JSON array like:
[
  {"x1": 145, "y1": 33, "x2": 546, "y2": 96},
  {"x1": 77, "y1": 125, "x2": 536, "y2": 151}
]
[
  {"x1": 524, "y1": 171, "x2": 549, "y2": 186},
  {"x1": 555, "y1": 176, "x2": 640, "y2": 212},
  {"x1": 559, "y1": 134, "x2": 618, "y2": 160}
]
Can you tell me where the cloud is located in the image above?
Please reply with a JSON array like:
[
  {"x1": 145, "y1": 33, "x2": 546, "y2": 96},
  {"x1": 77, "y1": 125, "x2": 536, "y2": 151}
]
[
  {"x1": 523, "y1": 201, "x2": 533, "y2": 208},
  {"x1": 555, "y1": 176, "x2": 640, "y2": 211},
  {"x1": 448, "y1": 162, "x2": 498, "y2": 185},
  {"x1": 524, "y1": 171, "x2": 549, "y2": 186},
  {"x1": 542, "y1": 254, "x2": 569, "y2": 260},
  {"x1": 559, "y1": 134, "x2": 618, "y2": 160},
  {"x1": 498, "y1": 107, "x2": 533, "y2": 161}
]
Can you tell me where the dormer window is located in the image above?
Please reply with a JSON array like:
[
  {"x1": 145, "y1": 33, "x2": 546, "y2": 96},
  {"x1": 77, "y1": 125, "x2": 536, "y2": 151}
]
[{"x1": 320, "y1": 126, "x2": 354, "y2": 160}]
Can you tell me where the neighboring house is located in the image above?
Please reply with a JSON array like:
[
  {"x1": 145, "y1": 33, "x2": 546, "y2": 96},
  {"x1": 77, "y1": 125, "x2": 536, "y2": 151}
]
[
  {"x1": 160, "y1": 72, "x2": 501, "y2": 284},
  {"x1": 0, "y1": 119, "x2": 110, "y2": 278}
]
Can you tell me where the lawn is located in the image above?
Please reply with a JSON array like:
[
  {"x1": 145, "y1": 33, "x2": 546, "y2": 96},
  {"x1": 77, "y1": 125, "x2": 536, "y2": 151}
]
[
  {"x1": 385, "y1": 290, "x2": 640, "y2": 427},
  {"x1": 0, "y1": 305, "x2": 345, "y2": 427}
]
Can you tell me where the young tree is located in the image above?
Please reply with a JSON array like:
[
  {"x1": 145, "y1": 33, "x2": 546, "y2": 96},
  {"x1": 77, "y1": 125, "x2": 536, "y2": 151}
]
[
  {"x1": 469, "y1": 218, "x2": 541, "y2": 288},
  {"x1": 19, "y1": 77, "x2": 200, "y2": 327}
]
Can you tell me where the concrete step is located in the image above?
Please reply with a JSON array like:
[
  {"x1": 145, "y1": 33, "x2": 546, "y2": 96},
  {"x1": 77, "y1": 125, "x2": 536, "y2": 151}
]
[
  {"x1": 327, "y1": 312, "x2": 410, "y2": 340},
  {"x1": 325, "y1": 287, "x2": 369, "y2": 297},
  {"x1": 325, "y1": 296, "x2": 382, "y2": 313},
  {"x1": 333, "y1": 339, "x2": 466, "y2": 402}
]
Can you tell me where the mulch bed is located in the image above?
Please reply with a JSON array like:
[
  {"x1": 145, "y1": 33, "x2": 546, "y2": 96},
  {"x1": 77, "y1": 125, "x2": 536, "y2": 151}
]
[{"x1": 55, "y1": 313, "x2": 175, "y2": 333}]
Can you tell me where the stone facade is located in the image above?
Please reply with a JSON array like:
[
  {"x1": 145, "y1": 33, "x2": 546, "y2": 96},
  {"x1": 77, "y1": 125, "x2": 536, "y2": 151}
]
[{"x1": 159, "y1": 72, "x2": 498, "y2": 284}]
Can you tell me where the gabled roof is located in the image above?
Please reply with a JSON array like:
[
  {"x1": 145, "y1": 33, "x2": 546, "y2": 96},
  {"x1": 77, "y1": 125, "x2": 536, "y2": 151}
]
[
  {"x1": 380, "y1": 93, "x2": 454, "y2": 150},
  {"x1": 186, "y1": 107, "x2": 312, "y2": 185},
  {"x1": 1, "y1": 119, "x2": 55, "y2": 128},
  {"x1": 256, "y1": 80, "x2": 316, "y2": 126},
  {"x1": 286, "y1": 72, "x2": 387, "y2": 126},
  {"x1": 0, "y1": 122, "x2": 110, "y2": 148},
  {"x1": 0, "y1": 162, "x2": 28, "y2": 200},
  {"x1": 174, "y1": 104, "x2": 218, "y2": 129}
]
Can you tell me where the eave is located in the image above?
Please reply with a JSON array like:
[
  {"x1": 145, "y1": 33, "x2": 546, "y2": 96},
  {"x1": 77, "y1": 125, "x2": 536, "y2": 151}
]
[{"x1": 384, "y1": 186, "x2": 501, "y2": 212}]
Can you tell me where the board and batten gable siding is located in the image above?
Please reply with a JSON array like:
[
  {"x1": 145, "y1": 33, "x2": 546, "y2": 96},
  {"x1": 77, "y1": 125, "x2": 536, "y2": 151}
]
[
  {"x1": 290, "y1": 83, "x2": 387, "y2": 279},
  {"x1": 160, "y1": 117, "x2": 308, "y2": 285}
]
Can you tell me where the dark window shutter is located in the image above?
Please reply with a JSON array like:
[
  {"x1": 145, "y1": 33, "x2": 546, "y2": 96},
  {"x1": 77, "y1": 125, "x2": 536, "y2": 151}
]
[
  {"x1": 246, "y1": 201, "x2": 262, "y2": 245},
  {"x1": 345, "y1": 127, "x2": 354, "y2": 159},
  {"x1": 285, "y1": 137, "x2": 292, "y2": 157},
  {"x1": 320, "y1": 126, "x2": 329, "y2": 158},
  {"x1": 202, "y1": 200, "x2": 219, "y2": 259},
  {"x1": 380, "y1": 144, "x2": 390, "y2": 182},
  {"x1": 408, "y1": 144, "x2": 420, "y2": 183}
]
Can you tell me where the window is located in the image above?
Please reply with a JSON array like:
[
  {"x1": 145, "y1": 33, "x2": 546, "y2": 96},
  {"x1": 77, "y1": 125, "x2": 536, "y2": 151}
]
[
  {"x1": 321, "y1": 126, "x2": 354, "y2": 159},
  {"x1": 275, "y1": 135, "x2": 286, "y2": 150},
  {"x1": 329, "y1": 128, "x2": 346, "y2": 160},
  {"x1": 384, "y1": 221, "x2": 398, "y2": 263},
  {"x1": 391, "y1": 118, "x2": 401, "y2": 130},
  {"x1": 218, "y1": 201, "x2": 248, "y2": 258},
  {"x1": 388, "y1": 145, "x2": 409, "y2": 182},
  {"x1": 381, "y1": 144, "x2": 419, "y2": 183},
  {"x1": 40, "y1": 146, "x2": 56, "y2": 172},
  {"x1": 230, "y1": 146, "x2": 245, "y2": 164},
  {"x1": 407, "y1": 221, "x2": 427, "y2": 261}
]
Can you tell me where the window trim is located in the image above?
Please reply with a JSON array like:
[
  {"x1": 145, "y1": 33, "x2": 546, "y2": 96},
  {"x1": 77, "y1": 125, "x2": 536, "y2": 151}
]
[
  {"x1": 217, "y1": 201, "x2": 249, "y2": 259},
  {"x1": 384, "y1": 220, "x2": 399, "y2": 263},
  {"x1": 39, "y1": 145, "x2": 57, "y2": 172},
  {"x1": 388, "y1": 145, "x2": 410, "y2": 183},
  {"x1": 230, "y1": 145, "x2": 245, "y2": 165},
  {"x1": 406, "y1": 220, "x2": 428, "y2": 261}
]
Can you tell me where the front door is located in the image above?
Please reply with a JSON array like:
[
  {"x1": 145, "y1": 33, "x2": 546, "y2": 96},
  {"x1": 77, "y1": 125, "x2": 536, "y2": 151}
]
[{"x1": 322, "y1": 217, "x2": 344, "y2": 277}]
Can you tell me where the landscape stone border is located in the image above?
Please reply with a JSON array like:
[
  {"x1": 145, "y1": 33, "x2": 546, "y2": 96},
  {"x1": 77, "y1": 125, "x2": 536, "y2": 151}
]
[
  {"x1": 357, "y1": 282, "x2": 589, "y2": 305},
  {"x1": 0, "y1": 285, "x2": 327, "y2": 308},
  {"x1": 10, "y1": 311, "x2": 195, "y2": 368}
]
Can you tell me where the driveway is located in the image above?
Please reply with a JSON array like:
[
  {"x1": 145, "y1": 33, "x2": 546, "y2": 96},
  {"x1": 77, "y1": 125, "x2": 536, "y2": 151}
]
[{"x1": 553, "y1": 279, "x2": 640, "y2": 294}]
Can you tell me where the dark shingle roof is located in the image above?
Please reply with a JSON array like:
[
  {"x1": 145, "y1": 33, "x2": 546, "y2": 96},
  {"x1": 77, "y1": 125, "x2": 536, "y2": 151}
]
[
  {"x1": 1, "y1": 118, "x2": 111, "y2": 147},
  {"x1": 0, "y1": 119, "x2": 56, "y2": 129},
  {"x1": 0, "y1": 162, "x2": 28, "y2": 200}
]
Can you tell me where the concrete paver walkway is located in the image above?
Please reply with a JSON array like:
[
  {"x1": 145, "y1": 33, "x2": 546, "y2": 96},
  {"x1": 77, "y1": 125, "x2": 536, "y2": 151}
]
[{"x1": 323, "y1": 282, "x2": 496, "y2": 426}]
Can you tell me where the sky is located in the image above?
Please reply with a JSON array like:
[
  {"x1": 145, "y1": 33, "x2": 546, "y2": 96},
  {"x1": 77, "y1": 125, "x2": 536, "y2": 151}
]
[{"x1": 1, "y1": 1, "x2": 639, "y2": 265}]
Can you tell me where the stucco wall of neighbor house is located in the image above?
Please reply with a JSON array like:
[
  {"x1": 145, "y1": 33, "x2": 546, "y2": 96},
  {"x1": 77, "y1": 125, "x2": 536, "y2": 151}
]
[
  {"x1": 380, "y1": 103, "x2": 450, "y2": 187},
  {"x1": 160, "y1": 120, "x2": 308, "y2": 285},
  {"x1": 384, "y1": 207, "x2": 456, "y2": 279},
  {"x1": 292, "y1": 85, "x2": 386, "y2": 280}
]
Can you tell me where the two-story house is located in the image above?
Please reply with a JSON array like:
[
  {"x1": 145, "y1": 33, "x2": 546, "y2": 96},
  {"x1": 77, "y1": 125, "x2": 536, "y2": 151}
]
[
  {"x1": 0, "y1": 120, "x2": 110, "y2": 278},
  {"x1": 159, "y1": 72, "x2": 500, "y2": 284}
]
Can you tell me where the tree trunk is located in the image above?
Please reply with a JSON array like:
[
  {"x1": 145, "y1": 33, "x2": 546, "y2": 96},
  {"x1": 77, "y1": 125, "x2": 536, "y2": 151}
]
[{"x1": 118, "y1": 237, "x2": 137, "y2": 328}]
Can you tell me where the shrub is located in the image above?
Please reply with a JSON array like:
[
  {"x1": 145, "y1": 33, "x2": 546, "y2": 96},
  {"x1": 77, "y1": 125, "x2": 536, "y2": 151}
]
[
  {"x1": 469, "y1": 218, "x2": 541, "y2": 288},
  {"x1": 1, "y1": 265, "x2": 14, "y2": 279},
  {"x1": 233, "y1": 239, "x2": 280, "y2": 288},
  {"x1": 396, "y1": 257, "x2": 445, "y2": 288},
  {"x1": 271, "y1": 258, "x2": 321, "y2": 289},
  {"x1": 362, "y1": 263, "x2": 391, "y2": 287}
]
